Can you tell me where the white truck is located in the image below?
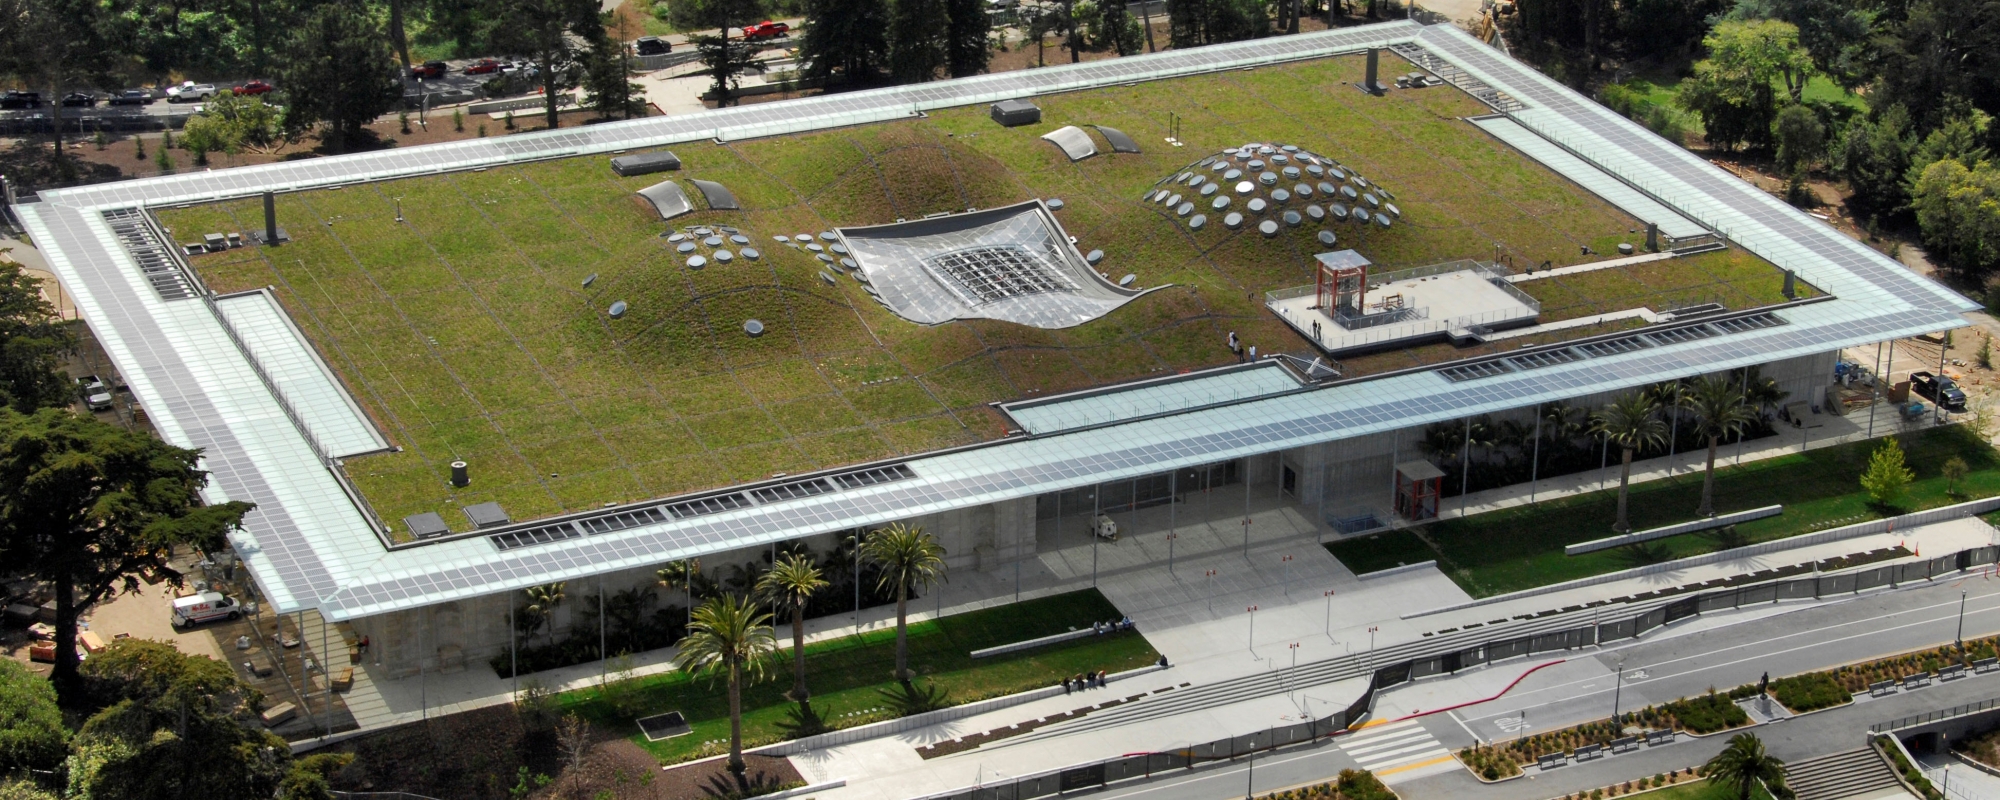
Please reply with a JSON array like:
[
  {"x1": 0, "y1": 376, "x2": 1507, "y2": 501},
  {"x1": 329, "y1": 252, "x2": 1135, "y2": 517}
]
[
  {"x1": 166, "y1": 81, "x2": 217, "y2": 103},
  {"x1": 170, "y1": 591, "x2": 242, "y2": 628}
]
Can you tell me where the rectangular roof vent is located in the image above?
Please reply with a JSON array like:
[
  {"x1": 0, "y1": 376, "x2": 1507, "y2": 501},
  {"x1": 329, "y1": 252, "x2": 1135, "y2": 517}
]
[
  {"x1": 1439, "y1": 360, "x2": 1513, "y2": 382},
  {"x1": 491, "y1": 523, "x2": 582, "y2": 551},
  {"x1": 752, "y1": 478, "x2": 833, "y2": 504},
  {"x1": 1575, "y1": 336, "x2": 1653, "y2": 359},
  {"x1": 1507, "y1": 348, "x2": 1582, "y2": 371},
  {"x1": 834, "y1": 464, "x2": 917, "y2": 489},
  {"x1": 667, "y1": 493, "x2": 750, "y2": 519}
]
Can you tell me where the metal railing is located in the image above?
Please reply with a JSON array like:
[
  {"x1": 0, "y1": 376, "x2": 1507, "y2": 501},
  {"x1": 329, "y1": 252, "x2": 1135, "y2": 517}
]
[
  {"x1": 1875, "y1": 695, "x2": 2000, "y2": 734},
  {"x1": 915, "y1": 541, "x2": 2000, "y2": 800}
]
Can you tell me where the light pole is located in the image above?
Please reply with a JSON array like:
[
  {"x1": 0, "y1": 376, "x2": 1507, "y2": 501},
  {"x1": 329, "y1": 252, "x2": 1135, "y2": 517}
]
[
  {"x1": 1323, "y1": 589, "x2": 1335, "y2": 638},
  {"x1": 1611, "y1": 655, "x2": 1626, "y2": 725},
  {"x1": 1958, "y1": 590, "x2": 1969, "y2": 651},
  {"x1": 1207, "y1": 569, "x2": 1218, "y2": 612},
  {"x1": 1167, "y1": 532, "x2": 1178, "y2": 574},
  {"x1": 1248, "y1": 605, "x2": 1259, "y2": 654},
  {"x1": 1245, "y1": 734, "x2": 1258, "y2": 800},
  {"x1": 1282, "y1": 554, "x2": 1293, "y2": 593},
  {"x1": 1367, "y1": 625, "x2": 1379, "y2": 670},
  {"x1": 1288, "y1": 642, "x2": 1301, "y2": 698}
]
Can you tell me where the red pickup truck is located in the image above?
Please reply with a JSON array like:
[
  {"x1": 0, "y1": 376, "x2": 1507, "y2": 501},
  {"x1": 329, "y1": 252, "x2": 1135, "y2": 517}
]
[{"x1": 741, "y1": 20, "x2": 791, "y2": 40}]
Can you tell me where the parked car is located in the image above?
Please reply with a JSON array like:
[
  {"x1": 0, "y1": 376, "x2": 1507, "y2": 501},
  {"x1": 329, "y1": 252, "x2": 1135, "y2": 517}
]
[
  {"x1": 0, "y1": 90, "x2": 42, "y2": 109},
  {"x1": 1910, "y1": 371, "x2": 1968, "y2": 412},
  {"x1": 75, "y1": 376, "x2": 112, "y2": 412},
  {"x1": 166, "y1": 81, "x2": 216, "y2": 102},
  {"x1": 987, "y1": 0, "x2": 1020, "y2": 10},
  {"x1": 59, "y1": 91, "x2": 96, "y2": 107},
  {"x1": 465, "y1": 58, "x2": 502, "y2": 74},
  {"x1": 108, "y1": 88, "x2": 155, "y2": 106},
  {"x1": 635, "y1": 35, "x2": 672, "y2": 55},
  {"x1": 236, "y1": 80, "x2": 274, "y2": 95},
  {"x1": 170, "y1": 591, "x2": 242, "y2": 628},
  {"x1": 741, "y1": 20, "x2": 791, "y2": 40},
  {"x1": 410, "y1": 60, "x2": 448, "y2": 79}
]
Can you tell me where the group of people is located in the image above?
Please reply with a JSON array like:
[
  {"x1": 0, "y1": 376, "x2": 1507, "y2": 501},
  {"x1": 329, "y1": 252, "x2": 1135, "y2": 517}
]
[
  {"x1": 1062, "y1": 670, "x2": 1111, "y2": 694},
  {"x1": 1091, "y1": 616, "x2": 1135, "y2": 635}
]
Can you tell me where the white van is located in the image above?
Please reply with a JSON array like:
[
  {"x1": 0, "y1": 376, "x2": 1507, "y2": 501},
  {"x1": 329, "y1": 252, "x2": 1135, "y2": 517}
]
[{"x1": 171, "y1": 591, "x2": 241, "y2": 628}]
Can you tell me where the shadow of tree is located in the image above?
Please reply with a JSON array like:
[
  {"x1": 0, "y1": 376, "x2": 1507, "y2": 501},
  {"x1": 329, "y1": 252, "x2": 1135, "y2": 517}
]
[
  {"x1": 1616, "y1": 541, "x2": 1675, "y2": 568},
  {"x1": 878, "y1": 679, "x2": 951, "y2": 716}
]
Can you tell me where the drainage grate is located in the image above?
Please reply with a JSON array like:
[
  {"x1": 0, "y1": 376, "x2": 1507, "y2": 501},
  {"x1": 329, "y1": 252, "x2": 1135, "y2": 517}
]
[
  {"x1": 1709, "y1": 313, "x2": 1786, "y2": 335},
  {"x1": 834, "y1": 464, "x2": 917, "y2": 489},
  {"x1": 490, "y1": 523, "x2": 582, "y2": 551},
  {"x1": 666, "y1": 493, "x2": 750, "y2": 519},
  {"x1": 752, "y1": 478, "x2": 833, "y2": 504},
  {"x1": 1575, "y1": 336, "x2": 1653, "y2": 359},
  {"x1": 1508, "y1": 348, "x2": 1582, "y2": 371},
  {"x1": 1645, "y1": 324, "x2": 1718, "y2": 346}
]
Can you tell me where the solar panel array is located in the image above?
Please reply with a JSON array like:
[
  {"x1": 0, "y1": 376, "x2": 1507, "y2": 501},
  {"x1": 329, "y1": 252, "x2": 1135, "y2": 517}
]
[
  {"x1": 486, "y1": 463, "x2": 917, "y2": 551},
  {"x1": 102, "y1": 208, "x2": 197, "y2": 300},
  {"x1": 1441, "y1": 313, "x2": 1791, "y2": 384}
]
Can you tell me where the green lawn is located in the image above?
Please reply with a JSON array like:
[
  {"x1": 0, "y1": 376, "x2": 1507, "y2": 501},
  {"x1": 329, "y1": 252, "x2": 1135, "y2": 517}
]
[
  {"x1": 1634, "y1": 779, "x2": 1780, "y2": 800},
  {"x1": 1328, "y1": 425, "x2": 2000, "y2": 597},
  {"x1": 156, "y1": 48, "x2": 1794, "y2": 539},
  {"x1": 557, "y1": 588, "x2": 1158, "y2": 763}
]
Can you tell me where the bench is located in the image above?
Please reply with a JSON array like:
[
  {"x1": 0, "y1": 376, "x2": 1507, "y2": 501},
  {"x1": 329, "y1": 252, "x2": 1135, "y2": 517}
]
[
  {"x1": 260, "y1": 702, "x2": 297, "y2": 727},
  {"x1": 1940, "y1": 664, "x2": 1967, "y2": 682},
  {"x1": 1869, "y1": 679, "x2": 1899, "y2": 697},
  {"x1": 1902, "y1": 672, "x2": 1932, "y2": 690},
  {"x1": 1644, "y1": 729, "x2": 1675, "y2": 747},
  {"x1": 1610, "y1": 736, "x2": 1640, "y2": 754},
  {"x1": 1536, "y1": 753, "x2": 1567, "y2": 770},
  {"x1": 331, "y1": 667, "x2": 354, "y2": 692},
  {"x1": 1977, "y1": 657, "x2": 1999, "y2": 674},
  {"x1": 1573, "y1": 744, "x2": 1604, "y2": 762}
]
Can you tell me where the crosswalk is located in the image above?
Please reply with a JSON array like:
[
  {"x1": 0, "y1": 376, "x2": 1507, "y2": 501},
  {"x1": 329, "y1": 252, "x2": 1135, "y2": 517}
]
[{"x1": 1336, "y1": 719, "x2": 1459, "y2": 783}]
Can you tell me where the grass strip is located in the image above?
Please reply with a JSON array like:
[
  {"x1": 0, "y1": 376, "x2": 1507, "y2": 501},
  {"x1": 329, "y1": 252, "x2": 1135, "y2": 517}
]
[
  {"x1": 556, "y1": 588, "x2": 1158, "y2": 763},
  {"x1": 1330, "y1": 425, "x2": 1999, "y2": 598}
]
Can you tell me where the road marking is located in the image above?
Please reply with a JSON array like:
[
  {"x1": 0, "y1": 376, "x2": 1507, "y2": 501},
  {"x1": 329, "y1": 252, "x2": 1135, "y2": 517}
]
[
  {"x1": 1337, "y1": 719, "x2": 1448, "y2": 773},
  {"x1": 1454, "y1": 588, "x2": 2000, "y2": 725},
  {"x1": 1375, "y1": 754, "x2": 1458, "y2": 777}
]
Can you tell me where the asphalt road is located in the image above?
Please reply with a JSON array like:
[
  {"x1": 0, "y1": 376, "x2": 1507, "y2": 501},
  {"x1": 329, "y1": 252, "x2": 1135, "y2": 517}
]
[{"x1": 1067, "y1": 574, "x2": 2000, "y2": 800}]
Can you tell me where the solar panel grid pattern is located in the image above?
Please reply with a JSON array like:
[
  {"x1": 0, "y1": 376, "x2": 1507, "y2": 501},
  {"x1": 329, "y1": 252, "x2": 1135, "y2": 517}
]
[{"x1": 24, "y1": 21, "x2": 1978, "y2": 619}]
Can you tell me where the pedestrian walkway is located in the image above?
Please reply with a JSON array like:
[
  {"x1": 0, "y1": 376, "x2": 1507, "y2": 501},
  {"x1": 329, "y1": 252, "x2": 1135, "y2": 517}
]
[{"x1": 1337, "y1": 719, "x2": 1456, "y2": 783}]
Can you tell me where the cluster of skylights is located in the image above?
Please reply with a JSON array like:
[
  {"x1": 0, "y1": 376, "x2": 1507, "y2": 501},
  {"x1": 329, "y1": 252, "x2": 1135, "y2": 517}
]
[{"x1": 1146, "y1": 143, "x2": 1403, "y2": 242}]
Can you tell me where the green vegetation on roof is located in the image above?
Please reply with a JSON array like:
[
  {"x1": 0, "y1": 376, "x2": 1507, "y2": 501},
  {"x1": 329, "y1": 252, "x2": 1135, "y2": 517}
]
[{"x1": 161, "y1": 51, "x2": 1791, "y2": 536}]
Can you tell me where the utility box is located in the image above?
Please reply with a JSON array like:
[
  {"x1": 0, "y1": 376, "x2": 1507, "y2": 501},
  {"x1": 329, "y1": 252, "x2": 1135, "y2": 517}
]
[{"x1": 991, "y1": 99, "x2": 1041, "y2": 127}]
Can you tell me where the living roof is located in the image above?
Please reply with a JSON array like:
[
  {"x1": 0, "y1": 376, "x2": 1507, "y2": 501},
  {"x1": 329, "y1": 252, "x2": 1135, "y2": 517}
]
[{"x1": 157, "y1": 51, "x2": 1794, "y2": 538}]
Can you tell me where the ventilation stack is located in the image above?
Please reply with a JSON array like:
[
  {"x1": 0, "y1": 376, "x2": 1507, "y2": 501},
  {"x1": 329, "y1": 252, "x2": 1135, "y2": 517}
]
[
  {"x1": 263, "y1": 191, "x2": 278, "y2": 246},
  {"x1": 1646, "y1": 222, "x2": 1659, "y2": 252},
  {"x1": 450, "y1": 460, "x2": 469, "y2": 488},
  {"x1": 1365, "y1": 49, "x2": 1385, "y2": 95}
]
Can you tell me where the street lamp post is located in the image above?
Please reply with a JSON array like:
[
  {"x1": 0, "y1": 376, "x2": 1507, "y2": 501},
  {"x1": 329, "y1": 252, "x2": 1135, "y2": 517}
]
[
  {"x1": 1324, "y1": 589, "x2": 1335, "y2": 638},
  {"x1": 1611, "y1": 656, "x2": 1626, "y2": 725},
  {"x1": 1367, "y1": 625, "x2": 1379, "y2": 670},
  {"x1": 1958, "y1": 590, "x2": 1969, "y2": 651},
  {"x1": 1207, "y1": 569, "x2": 1218, "y2": 612},
  {"x1": 1168, "y1": 532, "x2": 1178, "y2": 574},
  {"x1": 1289, "y1": 642, "x2": 1301, "y2": 697},
  {"x1": 1282, "y1": 554, "x2": 1293, "y2": 593},
  {"x1": 1248, "y1": 605, "x2": 1259, "y2": 654}
]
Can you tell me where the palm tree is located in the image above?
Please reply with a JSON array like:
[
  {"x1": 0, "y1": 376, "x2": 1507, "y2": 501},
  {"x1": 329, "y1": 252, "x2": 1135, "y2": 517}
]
[
  {"x1": 657, "y1": 558, "x2": 701, "y2": 627},
  {"x1": 1704, "y1": 733, "x2": 1785, "y2": 800},
  {"x1": 1682, "y1": 375, "x2": 1759, "y2": 517},
  {"x1": 672, "y1": 594, "x2": 777, "y2": 777},
  {"x1": 1592, "y1": 392, "x2": 1668, "y2": 533},
  {"x1": 524, "y1": 582, "x2": 566, "y2": 647},
  {"x1": 1540, "y1": 402, "x2": 1587, "y2": 474},
  {"x1": 859, "y1": 523, "x2": 948, "y2": 684},
  {"x1": 756, "y1": 553, "x2": 830, "y2": 718}
]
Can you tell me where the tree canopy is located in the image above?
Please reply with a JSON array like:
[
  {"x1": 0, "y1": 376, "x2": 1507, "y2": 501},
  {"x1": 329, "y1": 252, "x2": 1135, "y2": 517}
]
[
  {"x1": 0, "y1": 658, "x2": 66, "y2": 776},
  {"x1": 0, "y1": 258, "x2": 75, "y2": 414},
  {"x1": 0, "y1": 408, "x2": 253, "y2": 701},
  {"x1": 274, "y1": 0, "x2": 401, "y2": 151}
]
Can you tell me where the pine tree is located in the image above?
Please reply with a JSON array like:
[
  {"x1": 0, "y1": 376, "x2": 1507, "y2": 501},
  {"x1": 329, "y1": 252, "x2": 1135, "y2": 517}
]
[
  {"x1": 1860, "y1": 437, "x2": 1915, "y2": 507},
  {"x1": 889, "y1": 0, "x2": 949, "y2": 82}
]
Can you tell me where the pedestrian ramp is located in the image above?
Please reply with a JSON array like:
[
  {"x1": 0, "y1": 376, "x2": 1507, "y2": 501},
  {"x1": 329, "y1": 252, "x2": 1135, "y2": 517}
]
[{"x1": 1336, "y1": 719, "x2": 1458, "y2": 783}]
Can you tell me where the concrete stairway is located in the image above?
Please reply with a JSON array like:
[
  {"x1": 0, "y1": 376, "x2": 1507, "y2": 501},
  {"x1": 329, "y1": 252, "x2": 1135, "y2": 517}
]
[{"x1": 1784, "y1": 748, "x2": 1907, "y2": 800}]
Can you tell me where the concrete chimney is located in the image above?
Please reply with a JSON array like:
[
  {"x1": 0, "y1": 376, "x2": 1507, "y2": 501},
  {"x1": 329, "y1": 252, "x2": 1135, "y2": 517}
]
[{"x1": 1366, "y1": 49, "x2": 1383, "y2": 95}]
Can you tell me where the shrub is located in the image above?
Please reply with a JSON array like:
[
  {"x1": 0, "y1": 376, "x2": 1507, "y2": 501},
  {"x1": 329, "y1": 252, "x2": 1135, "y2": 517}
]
[{"x1": 1770, "y1": 672, "x2": 1851, "y2": 713}]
